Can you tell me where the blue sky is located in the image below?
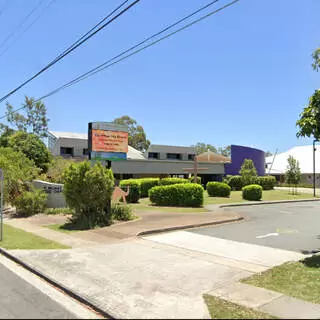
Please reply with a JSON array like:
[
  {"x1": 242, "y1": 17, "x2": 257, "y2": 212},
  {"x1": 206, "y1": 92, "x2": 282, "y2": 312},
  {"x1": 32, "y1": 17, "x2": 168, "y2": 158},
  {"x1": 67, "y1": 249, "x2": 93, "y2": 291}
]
[{"x1": 0, "y1": 0, "x2": 319, "y2": 153}]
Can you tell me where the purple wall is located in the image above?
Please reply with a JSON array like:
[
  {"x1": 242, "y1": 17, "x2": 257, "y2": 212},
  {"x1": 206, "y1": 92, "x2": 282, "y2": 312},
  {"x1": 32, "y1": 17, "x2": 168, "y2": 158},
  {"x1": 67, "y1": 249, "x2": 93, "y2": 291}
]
[{"x1": 225, "y1": 145, "x2": 265, "y2": 176}]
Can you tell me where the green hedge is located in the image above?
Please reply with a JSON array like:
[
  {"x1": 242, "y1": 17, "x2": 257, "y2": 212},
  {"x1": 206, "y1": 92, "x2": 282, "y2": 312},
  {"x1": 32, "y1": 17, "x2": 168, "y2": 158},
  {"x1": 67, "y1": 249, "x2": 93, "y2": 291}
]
[
  {"x1": 139, "y1": 178, "x2": 159, "y2": 197},
  {"x1": 227, "y1": 175, "x2": 243, "y2": 191},
  {"x1": 159, "y1": 178, "x2": 188, "y2": 186},
  {"x1": 149, "y1": 183, "x2": 204, "y2": 207},
  {"x1": 242, "y1": 184, "x2": 262, "y2": 201},
  {"x1": 206, "y1": 182, "x2": 231, "y2": 197},
  {"x1": 258, "y1": 176, "x2": 276, "y2": 190},
  {"x1": 120, "y1": 179, "x2": 140, "y2": 203},
  {"x1": 188, "y1": 176, "x2": 202, "y2": 184},
  {"x1": 14, "y1": 189, "x2": 47, "y2": 217}
]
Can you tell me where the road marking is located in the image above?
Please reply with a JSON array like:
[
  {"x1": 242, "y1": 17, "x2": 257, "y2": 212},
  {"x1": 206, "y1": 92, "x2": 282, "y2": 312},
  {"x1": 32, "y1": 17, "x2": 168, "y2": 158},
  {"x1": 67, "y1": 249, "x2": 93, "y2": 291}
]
[
  {"x1": 280, "y1": 211, "x2": 292, "y2": 214},
  {"x1": 276, "y1": 228, "x2": 299, "y2": 234},
  {"x1": 256, "y1": 233, "x2": 279, "y2": 239}
]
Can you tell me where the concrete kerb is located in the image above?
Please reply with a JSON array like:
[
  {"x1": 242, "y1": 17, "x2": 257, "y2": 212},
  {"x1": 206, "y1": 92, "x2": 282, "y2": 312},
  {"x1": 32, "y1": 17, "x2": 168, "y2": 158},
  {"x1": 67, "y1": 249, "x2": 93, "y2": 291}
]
[{"x1": 0, "y1": 248, "x2": 117, "y2": 320}]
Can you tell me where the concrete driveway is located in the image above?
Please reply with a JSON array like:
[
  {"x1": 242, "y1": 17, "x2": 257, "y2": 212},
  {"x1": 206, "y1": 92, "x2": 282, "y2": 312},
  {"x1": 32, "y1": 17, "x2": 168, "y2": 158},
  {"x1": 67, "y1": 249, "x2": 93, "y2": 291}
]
[{"x1": 190, "y1": 201, "x2": 320, "y2": 254}]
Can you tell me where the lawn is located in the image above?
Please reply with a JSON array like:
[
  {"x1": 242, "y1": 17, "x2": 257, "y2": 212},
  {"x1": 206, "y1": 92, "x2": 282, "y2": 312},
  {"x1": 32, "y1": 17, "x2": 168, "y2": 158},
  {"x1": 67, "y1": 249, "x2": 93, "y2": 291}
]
[
  {"x1": 203, "y1": 294, "x2": 276, "y2": 319},
  {"x1": 242, "y1": 254, "x2": 320, "y2": 304},
  {"x1": 130, "y1": 190, "x2": 317, "y2": 212},
  {"x1": 0, "y1": 224, "x2": 69, "y2": 250},
  {"x1": 46, "y1": 223, "x2": 79, "y2": 233}
]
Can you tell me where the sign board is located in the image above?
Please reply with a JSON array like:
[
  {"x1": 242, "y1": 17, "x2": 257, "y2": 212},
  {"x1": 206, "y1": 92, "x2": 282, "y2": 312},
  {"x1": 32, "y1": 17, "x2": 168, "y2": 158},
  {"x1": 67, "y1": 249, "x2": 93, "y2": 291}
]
[{"x1": 88, "y1": 122, "x2": 128, "y2": 161}]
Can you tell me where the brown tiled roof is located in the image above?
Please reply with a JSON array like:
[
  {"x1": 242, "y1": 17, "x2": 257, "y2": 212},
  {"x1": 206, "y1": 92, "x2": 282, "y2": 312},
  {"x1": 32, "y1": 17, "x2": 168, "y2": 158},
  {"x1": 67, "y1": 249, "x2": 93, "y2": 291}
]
[{"x1": 196, "y1": 151, "x2": 231, "y2": 163}]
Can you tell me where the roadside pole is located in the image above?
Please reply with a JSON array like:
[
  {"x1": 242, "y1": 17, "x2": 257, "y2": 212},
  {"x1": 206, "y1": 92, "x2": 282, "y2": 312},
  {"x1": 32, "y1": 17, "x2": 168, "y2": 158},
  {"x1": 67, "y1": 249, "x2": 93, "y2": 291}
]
[{"x1": 0, "y1": 169, "x2": 3, "y2": 241}]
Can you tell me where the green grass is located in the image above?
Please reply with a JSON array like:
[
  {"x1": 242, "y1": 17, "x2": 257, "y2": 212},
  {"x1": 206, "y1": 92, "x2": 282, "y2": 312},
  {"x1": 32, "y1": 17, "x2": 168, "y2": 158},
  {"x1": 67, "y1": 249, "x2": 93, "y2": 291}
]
[
  {"x1": 46, "y1": 223, "x2": 79, "y2": 233},
  {"x1": 203, "y1": 294, "x2": 276, "y2": 319},
  {"x1": 242, "y1": 255, "x2": 320, "y2": 304},
  {"x1": 0, "y1": 224, "x2": 69, "y2": 249},
  {"x1": 44, "y1": 207, "x2": 74, "y2": 215}
]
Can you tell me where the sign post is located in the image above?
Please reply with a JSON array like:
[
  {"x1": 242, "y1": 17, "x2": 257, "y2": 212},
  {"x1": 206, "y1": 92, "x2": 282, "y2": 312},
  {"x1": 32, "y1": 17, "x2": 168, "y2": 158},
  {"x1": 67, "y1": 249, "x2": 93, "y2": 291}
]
[
  {"x1": 88, "y1": 122, "x2": 128, "y2": 219},
  {"x1": 0, "y1": 169, "x2": 3, "y2": 241}
]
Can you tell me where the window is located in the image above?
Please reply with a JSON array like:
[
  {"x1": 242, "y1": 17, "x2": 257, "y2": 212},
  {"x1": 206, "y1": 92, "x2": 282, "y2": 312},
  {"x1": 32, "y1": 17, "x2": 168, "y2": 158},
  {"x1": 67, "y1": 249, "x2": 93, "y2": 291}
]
[
  {"x1": 60, "y1": 147, "x2": 73, "y2": 157},
  {"x1": 188, "y1": 154, "x2": 195, "y2": 161},
  {"x1": 148, "y1": 152, "x2": 159, "y2": 159},
  {"x1": 167, "y1": 153, "x2": 181, "y2": 160},
  {"x1": 83, "y1": 148, "x2": 89, "y2": 155}
]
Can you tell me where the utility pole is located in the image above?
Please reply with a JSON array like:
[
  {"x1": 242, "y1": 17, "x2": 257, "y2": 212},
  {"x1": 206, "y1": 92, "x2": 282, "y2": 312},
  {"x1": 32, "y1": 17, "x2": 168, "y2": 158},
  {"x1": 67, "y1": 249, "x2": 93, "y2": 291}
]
[{"x1": 313, "y1": 140, "x2": 318, "y2": 197}]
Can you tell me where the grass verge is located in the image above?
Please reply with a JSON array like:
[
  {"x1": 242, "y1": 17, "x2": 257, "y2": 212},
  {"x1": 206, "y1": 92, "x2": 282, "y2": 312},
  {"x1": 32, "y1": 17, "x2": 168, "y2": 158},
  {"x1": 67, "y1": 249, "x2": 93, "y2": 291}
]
[
  {"x1": 0, "y1": 224, "x2": 69, "y2": 249},
  {"x1": 203, "y1": 294, "x2": 276, "y2": 319},
  {"x1": 46, "y1": 223, "x2": 79, "y2": 233},
  {"x1": 242, "y1": 254, "x2": 320, "y2": 304}
]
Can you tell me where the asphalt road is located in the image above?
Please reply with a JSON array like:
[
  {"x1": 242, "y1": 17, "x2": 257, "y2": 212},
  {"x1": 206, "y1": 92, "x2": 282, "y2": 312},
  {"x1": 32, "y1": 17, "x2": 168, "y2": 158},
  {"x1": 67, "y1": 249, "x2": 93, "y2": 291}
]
[
  {"x1": 0, "y1": 263, "x2": 76, "y2": 319},
  {"x1": 190, "y1": 201, "x2": 320, "y2": 254}
]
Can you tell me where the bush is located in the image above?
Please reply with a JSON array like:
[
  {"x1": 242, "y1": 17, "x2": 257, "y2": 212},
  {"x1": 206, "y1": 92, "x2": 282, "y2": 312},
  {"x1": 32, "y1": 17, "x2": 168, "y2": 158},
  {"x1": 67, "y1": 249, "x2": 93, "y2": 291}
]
[
  {"x1": 138, "y1": 178, "x2": 159, "y2": 197},
  {"x1": 258, "y1": 176, "x2": 276, "y2": 190},
  {"x1": 149, "y1": 183, "x2": 204, "y2": 207},
  {"x1": 120, "y1": 179, "x2": 140, "y2": 203},
  {"x1": 44, "y1": 207, "x2": 74, "y2": 215},
  {"x1": 242, "y1": 184, "x2": 263, "y2": 201},
  {"x1": 111, "y1": 203, "x2": 135, "y2": 221},
  {"x1": 63, "y1": 161, "x2": 114, "y2": 229},
  {"x1": 43, "y1": 157, "x2": 75, "y2": 184},
  {"x1": 159, "y1": 177, "x2": 188, "y2": 186},
  {"x1": 188, "y1": 176, "x2": 202, "y2": 184},
  {"x1": 227, "y1": 175, "x2": 243, "y2": 191},
  {"x1": 14, "y1": 188, "x2": 47, "y2": 217},
  {"x1": 0, "y1": 147, "x2": 39, "y2": 204},
  {"x1": 239, "y1": 159, "x2": 258, "y2": 186},
  {"x1": 206, "y1": 182, "x2": 231, "y2": 197}
]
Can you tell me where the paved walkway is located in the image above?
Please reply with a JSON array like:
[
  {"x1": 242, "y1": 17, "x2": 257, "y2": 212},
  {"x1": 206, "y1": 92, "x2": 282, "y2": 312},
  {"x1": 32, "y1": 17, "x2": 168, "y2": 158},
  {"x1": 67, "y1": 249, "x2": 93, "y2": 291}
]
[
  {"x1": 4, "y1": 209, "x2": 242, "y2": 248},
  {"x1": 275, "y1": 186, "x2": 320, "y2": 195}
]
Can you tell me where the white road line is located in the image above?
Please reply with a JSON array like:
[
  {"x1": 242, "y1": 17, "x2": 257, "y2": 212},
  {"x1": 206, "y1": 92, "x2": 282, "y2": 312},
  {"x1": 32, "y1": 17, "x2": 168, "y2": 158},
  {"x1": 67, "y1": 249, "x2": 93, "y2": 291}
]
[
  {"x1": 280, "y1": 211, "x2": 292, "y2": 214},
  {"x1": 256, "y1": 233, "x2": 279, "y2": 239}
]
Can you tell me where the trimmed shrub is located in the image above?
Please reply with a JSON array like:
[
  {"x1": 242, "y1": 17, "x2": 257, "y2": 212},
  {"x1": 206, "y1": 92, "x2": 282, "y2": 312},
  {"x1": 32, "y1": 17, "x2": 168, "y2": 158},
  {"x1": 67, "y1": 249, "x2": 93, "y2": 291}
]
[
  {"x1": 206, "y1": 182, "x2": 231, "y2": 197},
  {"x1": 120, "y1": 179, "x2": 140, "y2": 203},
  {"x1": 188, "y1": 176, "x2": 202, "y2": 184},
  {"x1": 45, "y1": 207, "x2": 74, "y2": 215},
  {"x1": 242, "y1": 184, "x2": 263, "y2": 201},
  {"x1": 63, "y1": 161, "x2": 114, "y2": 229},
  {"x1": 258, "y1": 176, "x2": 276, "y2": 190},
  {"x1": 138, "y1": 178, "x2": 159, "y2": 197},
  {"x1": 14, "y1": 189, "x2": 47, "y2": 217},
  {"x1": 111, "y1": 203, "x2": 135, "y2": 221},
  {"x1": 149, "y1": 183, "x2": 204, "y2": 207},
  {"x1": 227, "y1": 175, "x2": 243, "y2": 191},
  {"x1": 159, "y1": 177, "x2": 188, "y2": 186}
]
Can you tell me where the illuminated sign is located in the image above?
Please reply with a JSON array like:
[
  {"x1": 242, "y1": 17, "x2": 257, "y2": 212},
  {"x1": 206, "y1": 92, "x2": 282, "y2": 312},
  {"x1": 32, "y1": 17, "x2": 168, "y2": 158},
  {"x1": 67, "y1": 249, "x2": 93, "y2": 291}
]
[{"x1": 88, "y1": 122, "x2": 128, "y2": 161}]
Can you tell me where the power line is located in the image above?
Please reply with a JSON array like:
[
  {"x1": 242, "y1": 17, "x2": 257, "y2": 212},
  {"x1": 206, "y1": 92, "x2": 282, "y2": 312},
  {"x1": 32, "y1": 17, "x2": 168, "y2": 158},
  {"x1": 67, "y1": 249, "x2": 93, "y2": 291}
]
[
  {"x1": 0, "y1": 0, "x2": 45, "y2": 51},
  {"x1": 0, "y1": 0, "x2": 140, "y2": 104},
  {"x1": 38, "y1": 0, "x2": 239, "y2": 101},
  {"x1": 1, "y1": 0, "x2": 239, "y2": 120},
  {"x1": 0, "y1": 0, "x2": 57, "y2": 58}
]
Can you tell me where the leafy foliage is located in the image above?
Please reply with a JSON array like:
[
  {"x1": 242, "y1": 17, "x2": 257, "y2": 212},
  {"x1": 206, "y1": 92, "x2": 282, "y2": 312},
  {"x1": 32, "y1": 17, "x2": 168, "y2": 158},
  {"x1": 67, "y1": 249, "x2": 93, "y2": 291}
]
[
  {"x1": 0, "y1": 124, "x2": 15, "y2": 147},
  {"x1": 258, "y1": 176, "x2": 276, "y2": 190},
  {"x1": 188, "y1": 176, "x2": 202, "y2": 184},
  {"x1": 226, "y1": 175, "x2": 243, "y2": 191},
  {"x1": 5, "y1": 96, "x2": 49, "y2": 138},
  {"x1": 206, "y1": 182, "x2": 231, "y2": 197},
  {"x1": 242, "y1": 184, "x2": 263, "y2": 201},
  {"x1": 193, "y1": 142, "x2": 217, "y2": 154},
  {"x1": 8, "y1": 131, "x2": 51, "y2": 172},
  {"x1": 42, "y1": 157, "x2": 74, "y2": 183},
  {"x1": 239, "y1": 159, "x2": 258, "y2": 186},
  {"x1": 119, "y1": 179, "x2": 140, "y2": 203},
  {"x1": 312, "y1": 48, "x2": 320, "y2": 71},
  {"x1": 296, "y1": 89, "x2": 320, "y2": 141},
  {"x1": 149, "y1": 183, "x2": 204, "y2": 207},
  {"x1": 285, "y1": 156, "x2": 301, "y2": 192},
  {"x1": 111, "y1": 203, "x2": 135, "y2": 221},
  {"x1": 159, "y1": 177, "x2": 188, "y2": 186},
  {"x1": 217, "y1": 145, "x2": 231, "y2": 157},
  {"x1": 0, "y1": 147, "x2": 39, "y2": 203},
  {"x1": 63, "y1": 161, "x2": 114, "y2": 229},
  {"x1": 44, "y1": 207, "x2": 74, "y2": 215},
  {"x1": 138, "y1": 178, "x2": 159, "y2": 197},
  {"x1": 14, "y1": 188, "x2": 47, "y2": 217},
  {"x1": 113, "y1": 115, "x2": 150, "y2": 152}
]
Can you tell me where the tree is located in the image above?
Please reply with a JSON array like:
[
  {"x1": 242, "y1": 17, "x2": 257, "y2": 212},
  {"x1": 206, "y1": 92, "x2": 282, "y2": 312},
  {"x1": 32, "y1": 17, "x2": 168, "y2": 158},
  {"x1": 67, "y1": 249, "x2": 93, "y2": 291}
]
[
  {"x1": 265, "y1": 151, "x2": 273, "y2": 157},
  {"x1": 312, "y1": 48, "x2": 320, "y2": 71},
  {"x1": 296, "y1": 89, "x2": 320, "y2": 141},
  {"x1": 285, "y1": 155, "x2": 301, "y2": 194},
  {"x1": 0, "y1": 124, "x2": 15, "y2": 147},
  {"x1": 218, "y1": 145, "x2": 231, "y2": 157},
  {"x1": 5, "y1": 96, "x2": 49, "y2": 138},
  {"x1": 8, "y1": 131, "x2": 51, "y2": 172},
  {"x1": 113, "y1": 115, "x2": 150, "y2": 152},
  {"x1": 193, "y1": 142, "x2": 217, "y2": 155},
  {"x1": 239, "y1": 159, "x2": 257, "y2": 186}
]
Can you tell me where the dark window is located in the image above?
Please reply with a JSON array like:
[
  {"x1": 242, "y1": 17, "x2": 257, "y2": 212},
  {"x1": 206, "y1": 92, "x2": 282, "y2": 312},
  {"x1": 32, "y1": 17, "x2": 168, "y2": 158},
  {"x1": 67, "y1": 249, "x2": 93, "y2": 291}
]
[
  {"x1": 60, "y1": 147, "x2": 73, "y2": 157},
  {"x1": 167, "y1": 153, "x2": 181, "y2": 160},
  {"x1": 83, "y1": 148, "x2": 89, "y2": 155},
  {"x1": 148, "y1": 152, "x2": 159, "y2": 159},
  {"x1": 188, "y1": 154, "x2": 195, "y2": 161}
]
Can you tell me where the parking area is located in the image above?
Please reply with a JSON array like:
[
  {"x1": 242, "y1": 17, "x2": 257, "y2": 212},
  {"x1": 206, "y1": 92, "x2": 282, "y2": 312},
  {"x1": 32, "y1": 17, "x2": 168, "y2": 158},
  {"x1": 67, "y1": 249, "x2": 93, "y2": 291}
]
[{"x1": 190, "y1": 201, "x2": 320, "y2": 254}]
